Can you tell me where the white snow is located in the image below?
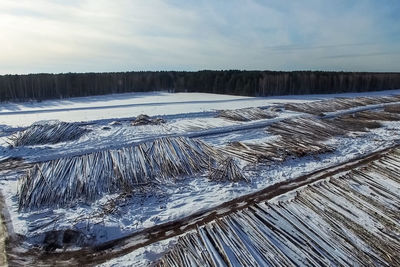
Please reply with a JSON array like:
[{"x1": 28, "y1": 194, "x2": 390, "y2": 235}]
[
  {"x1": 2, "y1": 90, "x2": 400, "y2": 127},
  {"x1": 1, "y1": 89, "x2": 400, "y2": 265},
  {"x1": 98, "y1": 237, "x2": 180, "y2": 267}
]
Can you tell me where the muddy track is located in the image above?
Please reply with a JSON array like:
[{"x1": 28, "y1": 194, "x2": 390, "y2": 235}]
[{"x1": 8, "y1": 143, "x2": 399, "y2": 266}]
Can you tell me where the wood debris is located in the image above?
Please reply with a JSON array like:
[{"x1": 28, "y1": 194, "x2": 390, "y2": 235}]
[
  {"x1": 131, "y1": 114, "x2": 166, "y2": 126},
  {"x1": 8, "y1": 121, "x2": 88, "y2": 147},
  {"x1": 217, "y1": 107, "x2": 276, "y2": 121},
  {"x1": 268, "y1": 117, "x2": 345, "y2": 141},
  {"x1": 208, "y1": 157, "x2": 248, "y2": 182},
  {"x1": 17, "y1": 137, "x2": 223, "y2": 210},
  {"x1": 384, "y1": 104, "x2": 400, "y2": 113},
  {"x1": 329, "y1": 117, "x2": 381, "y2": 132},
  {"x1": 156, "y1": 148, "x2": 400, "y2": 266},
  {"x1": 227, "y1": 117, "x2": 341, "y2": 163},
  {"x1": 221, "y1": 138, "x2": 332, "y2": 163},
  {"x1": 285, "y1": 95, "x2": 400, "y2": 115},
  {"x1": 220, "y1": 111, "x2": 390, "y2": 164},
  {"x1": 344, "y1": 110, "x2": 400, "y2": 121}
]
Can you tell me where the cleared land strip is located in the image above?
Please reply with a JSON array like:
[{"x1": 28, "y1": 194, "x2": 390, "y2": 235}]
[{"x1": 12, "y1": 144, "x2": 398, "y2": 266}]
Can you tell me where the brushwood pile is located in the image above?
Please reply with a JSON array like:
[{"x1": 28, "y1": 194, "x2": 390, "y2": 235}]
[{"x1": 8, "y1": 121, "x2": 88, "y2": 147}]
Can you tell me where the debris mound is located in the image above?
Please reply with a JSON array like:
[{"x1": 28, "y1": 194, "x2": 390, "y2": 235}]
[
  {"x1": 268, "y1": 117, "x2": 345, "y2": 141},
  {"x1": 156, "y1": 149, "x2": 400, "y2": 266},
  {"x1": 222, "y1": 139, "x2": 332, "y2": 163},
  {"x1": 221, "y1": 117, "x2": 342, "y2": 163},
  {"x1": 209, "y1": 157, "x2": 248, "y2": 182},
  {"x1": 329, "y1": 117, "x2": 381, "y2": 132},
  {"x1": 285, "y1": 95, "x2": 400, "y2": 115},
  {"x1": 384, "y1": 104, "x2": 400, "y2": 113},
  {"x1": 269, "y1": 112, "x2": 383, "y2": 137},
  {"x1": 217, "y1": 107, "x2": 276, "y2": 121},
  {"x1": 347, "y1": 110, "x2": 400, "y2": 121},
  {"x1": 17, "y1": 137, "x2": 222, "y2": 210},
  {"x1": 131, "y1": 114, "x2": 166, "y2": 126},
  {"x1": 221, "y1": 110, "x2": 398, "y2": 164},
  {"x1": 8, "y1": 121, "x2": 88, "y2": 147}
]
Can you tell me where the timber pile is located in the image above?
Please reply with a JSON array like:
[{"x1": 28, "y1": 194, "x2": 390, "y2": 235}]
[
  {"x1": 268, "y1": 117, "x2": 345, "y2": 141},
  {"x1": 384, "y1": 104, "x2": 400, "y2": 113},
  {"x1": 220, "y1": 111, "x2": 391, "y2": 164},
  {"x1": 221, "y1": 117, "x2": 341, "y2": 163},
  {"x1": 131, "y1": 114, "x2": 166, "y2": 126},
  {"x1": 221, "y1": 138, "x2": 332, "y2": 163},
  {"x1": 208, "y1": 157, "x2": 248, "y2": 182},
  {"x1": 217, "y1": 107, "x2": 276, "y2": 121},
  {"x1": 17, "y1": 137, "x2": 223, "y2": 210},
  {"x1": 285, "y1": 95, "x2": 400, "y2": 115},
  {"x1": 270, "y1": 113, "x2": 386, "y2": 139},
  {"x1": 221, "y1": 142, "x2": 281, "y2": 163},
  {"x1": 345, "y1": 110, "x2": 400, "y2": 121},
  {"x1": 323, "y1": 110, "x2": 400, "y2": 132},
  {"x1": 329, "y1": 117, "x2": 381, "y2": 132},
  {"x1": 156, "y1": 148, "x2": 400, "y2": 266},
  {"x1": 8, "y1": 121, "x2": 88, "y2": 147}
]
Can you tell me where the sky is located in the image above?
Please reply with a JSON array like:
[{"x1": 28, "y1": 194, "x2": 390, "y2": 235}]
[{"x1": 0, "y1": 0, "x2": 399, "y2": 74}]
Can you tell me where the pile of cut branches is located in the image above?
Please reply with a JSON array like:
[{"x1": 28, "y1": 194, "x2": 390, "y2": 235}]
[
  {"x1": 18, "y1": 137, "x2": 223, "y2": 210},
  {"x1": 208, "y1": 157, "x2": 248, "y2": 182},
  {"x1": 346, "y1": 110, "x2": 400, "y2": 121},
  {"x1": 384, "y1": 104, "x2": 400, "y2": 113},
  {"x1": 8, "y1": 121, "x2": 88, "y2": 147},
  {"x1": 285, "y1": 95, "x2": 400, "y2": 115},
  {"x1": 329, "y1": 117, "x2": 381, "y2": 132},
  {"x1": 268, "y1": 117, "x2": 345, "y2": 141},
  {"x1": 217, "y1": 107, "x2": 276, "y2": 121},
  {"x1": 156, "y1": 149, "x2": 400, "y2": 267},
  {"x1": 131, "y1": 114, "x2": 166, "y2": 126},
  {"x1": 221, "y1": 139, "x2": 332, "y2": 163}
]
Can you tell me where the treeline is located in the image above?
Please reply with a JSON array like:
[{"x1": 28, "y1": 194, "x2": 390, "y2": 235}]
[{"x1": 1, "y1": 70, "x2": 400, "y2": 102}]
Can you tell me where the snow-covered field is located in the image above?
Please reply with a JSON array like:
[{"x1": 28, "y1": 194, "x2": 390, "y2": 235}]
[
  {"x1": 1, "y1": 90, "x2": 400, "y2": 127},
  {"x1": 1, "y1": 89, "x2": 400, "y2": 265},
  {"x1": 0, "y1": 92, "x2": 291, "y2": 127}
]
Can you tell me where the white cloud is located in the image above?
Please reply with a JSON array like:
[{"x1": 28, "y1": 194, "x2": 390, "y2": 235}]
[{"x1": 0, "y1": 0, "x2": 398, "y2": 74}]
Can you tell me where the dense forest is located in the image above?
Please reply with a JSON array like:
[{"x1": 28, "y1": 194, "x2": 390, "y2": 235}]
[{"x1": 1, "y1": 70, "x2": 400, "y2": 102}]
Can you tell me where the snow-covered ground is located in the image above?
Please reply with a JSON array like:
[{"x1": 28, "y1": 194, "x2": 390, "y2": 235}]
[
  {"x1": 1, "y1": 90, "x2": 400, "y2": 127},
  {"x1": 0, "y1": 92, "x2": 288, "y2": 127},
  {"x1": 1, "y1": 89, "x2": 400, "y2": 265},
  {"x1": 98, "y1": 124, "x2": 400, "y2": 267},
  {"x1": 4, "y1": 121, "x2": 398, "y2": 248}
]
